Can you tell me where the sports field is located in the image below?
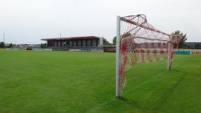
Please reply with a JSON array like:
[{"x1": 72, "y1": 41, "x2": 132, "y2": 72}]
[{"x1": 0, "y1": 50, "x2": 201, "y2": 113}]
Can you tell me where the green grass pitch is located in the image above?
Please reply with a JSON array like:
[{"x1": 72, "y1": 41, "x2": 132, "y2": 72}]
[{"x1": 0, "y1": 50, "x2": 201, "y2": 113}]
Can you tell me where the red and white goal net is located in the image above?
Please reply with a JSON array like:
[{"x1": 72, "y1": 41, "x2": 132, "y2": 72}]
[{"x1": 116, "y1": 14, "x2": 181, "y2": 97}]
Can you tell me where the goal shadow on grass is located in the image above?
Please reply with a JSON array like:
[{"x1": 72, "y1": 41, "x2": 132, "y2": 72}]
[
  {"x1": 118, "y1": 70, "x2": 187, "y2": 112},
  {"x1": 118, "y1": 97, "x2": 153, "y2": 112},
  {"x1": 153, "y1": 71, "x2": 187, "y2": 111}
]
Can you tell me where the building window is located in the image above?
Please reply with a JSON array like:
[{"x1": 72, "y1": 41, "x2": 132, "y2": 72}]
[
  {"x1": 54, "y1": 41, "x2": 57, "y2": 47},
  {"x1": 78, "y1": 40, "x2": 81, "y2": 47},
  {"x1": 58, "y1": 41, "x2": 60, "y2": 47},
  {"x1": 73, "y1": 40, "x2": 77, "y2": 47},
  {"x1": 82, "y1": 40, "x2": 86, "y2": 47},
  {"x1": 87, "y1": 40, "x2": 91, "y2": 47},
  {"x1": 69, "y1": 40, "x2": 72, "y2": 47},
  {"x1": 92, "y1": 39, "x2": 96, "y2": 47},
  {"x1": 66, "y1": 41, "x2": 69, "y2": 47}
]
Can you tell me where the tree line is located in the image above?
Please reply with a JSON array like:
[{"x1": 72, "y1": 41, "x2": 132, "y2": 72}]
[
  {"x1": 0, "y1": 42, "x2": 47, "y2": 48},
  {"x1": 103, "y1": 30, "x2": 201, "y2": 49}
]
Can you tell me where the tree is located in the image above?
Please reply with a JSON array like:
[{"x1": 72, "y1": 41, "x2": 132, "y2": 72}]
[
  {"x1": 113, "y1": 32, "x2": 131, "y2": 45},
  {"x1": 172, "y1": 30, "x2": 187, "y2": 49},
  {"x1": 0, "y1": 42, "x2": 4, "y2": 48},
  {"x1": 103, "y1": 37, "x2": 111, "y2": 45},
  {"x1": 113, "y1": 36, "x2": 116, "y2": 45},
  {"x1": 122, "y1": 32, "x2": 131, "y2": 38},
  {"x1": 8, "y1": 43, "x2": 13, "y2": 48},
  {"x1": 41, "y1": 43, "x2": 47, "y2": 48}
]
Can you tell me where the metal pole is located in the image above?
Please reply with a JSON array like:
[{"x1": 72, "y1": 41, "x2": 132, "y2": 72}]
[
  {"x1": 167, "y1": 41, "x2": 171, "y2": 70},
  {"x1": 3, "y1": 32, "x2": 5, "y2": 44},
  {"x1": 60, "y1": 33, "x2": 61, "y2": 47},
  {"x1": 116, "y1": 16, "x2": 121, "y2": 97}
]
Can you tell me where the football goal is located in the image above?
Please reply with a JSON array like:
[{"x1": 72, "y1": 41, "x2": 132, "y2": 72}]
[{"x1": 116, "y1": 14, "x2": 181, "y2": 97}]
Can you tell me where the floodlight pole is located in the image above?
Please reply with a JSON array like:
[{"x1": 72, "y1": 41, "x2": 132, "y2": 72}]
[
  {"x1": 3, "y1": 32, "x2": 5, "y2": 44},
  {"x1": 116, "y1": 16, "x2": 121, "y2": 98},
  {"x1": 60, "y1": 33, "x2": 61, "y2": 47}
]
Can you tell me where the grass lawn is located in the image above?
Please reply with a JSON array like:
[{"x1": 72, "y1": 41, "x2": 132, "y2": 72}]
[{"x1": 0, "y1": 50, "x2": 201, "y2": 113}]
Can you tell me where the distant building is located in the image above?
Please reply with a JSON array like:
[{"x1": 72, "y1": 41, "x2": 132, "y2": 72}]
[
  {"x1": 41, "y1": 36, "x2": 103, "y2": 52},
  {"x1": 184, "y1": 42, "x2": 201, "y2": 49},
  {"x1": 103, "y1": 45, "x2": 116, "y2": 52},
  {"x1": 184, "y1": 42, "x2": 196, "y2": 49}
]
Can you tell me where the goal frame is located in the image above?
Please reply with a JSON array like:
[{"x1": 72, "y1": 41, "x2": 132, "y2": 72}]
[{"x1": 116, "y1": 15, "x2": 175, "y2": 97}]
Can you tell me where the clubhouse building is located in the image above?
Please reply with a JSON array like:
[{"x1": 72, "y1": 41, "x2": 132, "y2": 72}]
[{"x1": 41, "y1": 36, "x2": 105, "y2": 52}]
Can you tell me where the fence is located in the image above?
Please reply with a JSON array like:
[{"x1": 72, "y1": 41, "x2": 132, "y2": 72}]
[{"x1": 175, "y1": 49, "x2": 201, "y2": 55}]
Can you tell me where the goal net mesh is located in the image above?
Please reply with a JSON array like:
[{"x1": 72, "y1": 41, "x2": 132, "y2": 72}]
[{"x1": 118, "y1": 14, "x2": 181, "y2": 90}]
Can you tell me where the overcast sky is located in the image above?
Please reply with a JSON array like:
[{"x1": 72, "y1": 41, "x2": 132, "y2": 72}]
[{"x1": 0, "y1": 0, "x2": 201, "y2": 44}]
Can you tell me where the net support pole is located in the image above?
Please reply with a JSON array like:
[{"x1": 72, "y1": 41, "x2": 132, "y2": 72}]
[{"x1": 116, "y1": 16, "x2": 121, "y2": 97}]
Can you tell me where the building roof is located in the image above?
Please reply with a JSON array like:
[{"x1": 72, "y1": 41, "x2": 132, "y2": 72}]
[{"x1": 41, "y1": 36, "x2": 99, "y2": 41}]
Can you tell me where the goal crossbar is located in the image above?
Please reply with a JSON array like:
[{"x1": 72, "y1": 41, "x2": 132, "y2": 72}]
[{"x1": 120, "y1": 16, "x2": 171, "y2": 37}]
